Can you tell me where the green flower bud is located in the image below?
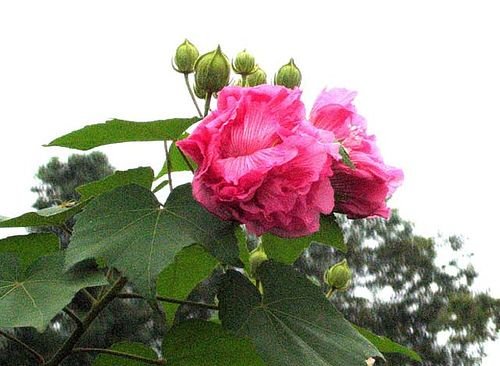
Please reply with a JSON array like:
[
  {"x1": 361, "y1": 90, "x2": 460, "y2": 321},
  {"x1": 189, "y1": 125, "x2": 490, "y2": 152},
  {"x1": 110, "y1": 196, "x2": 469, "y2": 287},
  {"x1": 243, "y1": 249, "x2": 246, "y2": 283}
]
[
  {"x1": 173, "y1": 39, "x2": 199, "y2": 74},
  {"x1": 324, "y1": 259, "x2": 352, "y2": 291},
  {"x1": 193, "y1": 83, "x2": 207, "y2": 99},
  {"x1": 232, "y1": 49, "x2": 257, "y2": 75},
  {"x1": 274, "y1": 58, "x2": 302, "y2": 89},
  {"x1": 247, "y1": 66, "x2": 267, "y2": 87},
  {"x1": 249, "y1": 244, "x2": 268, "y2": 278},
  {"x1": 194, "y1": 45, "x2": 231, "y2": 94}
]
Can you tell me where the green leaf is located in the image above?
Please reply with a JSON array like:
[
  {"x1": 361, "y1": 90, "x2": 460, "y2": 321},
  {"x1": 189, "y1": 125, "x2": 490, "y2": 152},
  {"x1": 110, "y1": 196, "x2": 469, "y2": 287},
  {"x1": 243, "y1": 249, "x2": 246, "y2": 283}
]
[
  {"x1": 262, "y1": 215, "x2": 346, "y2": 264},
  {"x1": 0, "y1": 203, "x2": 86, "y2": 228},
  {"x1": 46, "y1": 117, "x2": 200, "y2": 151},
  {"x1": 0, "y1": 252, "x2": 107, "y2": 332},
  {"x1": 77, "y1": 167, "x2": 154, "y2": 201},
  {"x1": 163, "y1": 320, "x2": 265, "y2": 366},
  {"x1": 218, "y1": 261, "x2": 382, "y2": 366},
  {"x1": 157, "y1": 245, "x2": 217, "y2": 324},
  {"x1": 353, "y1": 325, "x2": 422, "y2": 362},
  {"x1": 152, "y1": 180, "x2": 169, "y2": 193},
  {"x1": 66, "y1": 183, "x2": 239, "y2": 296},
  {"x1": 92, "y1": 342, "x2": 159, "y2": 366},
  {"x1": 0, "y1": 233, "x2": 59, "y2": 271},
  {"x1": 339, "y1": 145, "x2": 356, "y2": 169}
]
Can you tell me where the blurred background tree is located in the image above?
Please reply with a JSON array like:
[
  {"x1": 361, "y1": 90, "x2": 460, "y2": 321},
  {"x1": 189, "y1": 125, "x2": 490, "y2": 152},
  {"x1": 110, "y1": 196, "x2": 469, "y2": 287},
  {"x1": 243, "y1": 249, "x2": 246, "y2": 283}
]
[{"x1": 295, "y1": 214, "x2": 499, "y2": 366}]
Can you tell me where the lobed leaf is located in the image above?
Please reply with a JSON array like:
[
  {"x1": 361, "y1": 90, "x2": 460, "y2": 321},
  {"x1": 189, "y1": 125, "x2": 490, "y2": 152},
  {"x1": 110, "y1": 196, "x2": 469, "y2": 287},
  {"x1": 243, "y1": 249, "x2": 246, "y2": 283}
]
[
  {"x1": 77, "y1": 167, "x2": 154, "y2": 201},
  {"x1": 46, "y1": 117, "x2": 200, "y2": 151},
  {"x1": 0, "y1": 203, "x2": 86, "y2": 228},
  {"x1": 0, "y1": 252, "x2": 107, "y2": 332},
  {"x1": 0, "y1": 233, "x2": 59, "y2": 271},
  {"x1": 353, "y1": 325, "x2": 422, "y2": 362},
  {"x1": 157, "y1": 245, "x2": 217, "y2": 324},
  {"x1": 262, "y1": 215, "x2": 346, "y2": 264},
  {"x1": 163, "y1": 320, "x2": 265, "y2": 365},
  {"x1": 218, "y1": 261, "x2": 382, "y2": 366},
  {"x1": 66, "y1": 183, "x2": 240, "y2": 296}
]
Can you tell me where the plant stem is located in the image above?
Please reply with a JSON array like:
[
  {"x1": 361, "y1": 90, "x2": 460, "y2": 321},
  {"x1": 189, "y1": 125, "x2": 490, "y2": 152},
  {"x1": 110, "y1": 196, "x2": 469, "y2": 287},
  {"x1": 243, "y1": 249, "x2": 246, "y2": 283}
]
[
  {"x1": 63, "y1": 307, "x2": 83, "y2": 329},
  {"x1": 72, "y1": 347, "x2": 167, "y2": 365},
  {"x1": 117, "y1": 293, "x2": 219, "y2": 311},
  {"x1": 178, "y1": 148, "x2": 195, "y2": 173},
  {"x1": 46, "y1": 276, "x2": 128, "y2": 366},
  {"x1": 61, "y1": 223, "x2": 73, "y2": 236},
  {"x1": 163, "y1": 140, "x2": 174, "y2": 192},
  {"x1": 81, "y1": 289, "x2": 97, "y2": 304},
  {"x1": 241, "y1": 74, "x2": 248, "y2": 86},
  {"x1": 204, "y1": 92, "x2": 212, "y2": 117},
  {"x1": 184, "y1": 73, "x2": 203, "y2": 117},
  {"x1": 163, "y1": 140, "x2": 174, "y2": 193},
  {"x1": 326, "y1": 287, "x2": 335, "y2": 299},
  {"x1": 0, "y1": 329, "x2": 45, "y2": 364}
]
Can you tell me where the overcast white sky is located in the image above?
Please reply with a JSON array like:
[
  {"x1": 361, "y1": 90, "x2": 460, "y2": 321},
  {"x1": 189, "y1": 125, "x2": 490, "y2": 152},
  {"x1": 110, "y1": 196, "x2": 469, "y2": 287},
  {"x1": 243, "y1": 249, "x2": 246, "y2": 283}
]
[{"x1": 1, "y1": 0, "x2": 499, "y2": 363}]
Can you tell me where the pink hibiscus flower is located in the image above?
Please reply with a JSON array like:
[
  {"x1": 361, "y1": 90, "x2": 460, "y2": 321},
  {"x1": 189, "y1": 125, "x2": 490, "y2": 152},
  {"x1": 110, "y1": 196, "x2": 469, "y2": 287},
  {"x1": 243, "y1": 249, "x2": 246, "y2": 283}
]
[
  {"x1": 178, "y1": 85, "x2": 334, "y2": 237},
  {"x1": 310, "y1": 88, "x2": 403, "y2": 219}
]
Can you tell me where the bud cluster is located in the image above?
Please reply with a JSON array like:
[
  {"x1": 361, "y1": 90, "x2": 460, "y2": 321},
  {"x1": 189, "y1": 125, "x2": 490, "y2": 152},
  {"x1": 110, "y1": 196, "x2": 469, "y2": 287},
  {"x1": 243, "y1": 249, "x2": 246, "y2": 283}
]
[{"x1": 173, "y1": 39, "x2": 303, "y2": 102}]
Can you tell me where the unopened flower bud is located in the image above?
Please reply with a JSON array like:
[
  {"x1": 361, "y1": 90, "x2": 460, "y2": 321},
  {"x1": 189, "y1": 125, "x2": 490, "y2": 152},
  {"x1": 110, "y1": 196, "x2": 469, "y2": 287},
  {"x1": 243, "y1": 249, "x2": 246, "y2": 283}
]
[
  {"x1": 233, "y1": 49, "x2": 257, "y2": 75},
  {"x1": 194, "y1": 45, "x2": 231, "y2": 94},
  {"x1": 249, "y1": 244, "x2": 268, "y2": 278},
  {"x1": 324, "y1": 259, "x2": 351, "y2": 291},
  {"x1": 193, "y1": 84, "x2": 207, "y2": 99},
  {"x1": 247, "y1": 66, "x2": 267, "y2": 87},
  {"x1": 274, "y1": 58, "x2": 302, "y2": 89},
  {"x1": 173, "y1": 39, "x2": 199, "y2": 74}
]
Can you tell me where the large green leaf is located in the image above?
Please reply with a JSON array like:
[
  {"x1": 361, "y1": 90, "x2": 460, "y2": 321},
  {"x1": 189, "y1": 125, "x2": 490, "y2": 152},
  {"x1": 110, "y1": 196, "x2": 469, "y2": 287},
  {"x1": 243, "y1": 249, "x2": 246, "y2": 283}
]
[
  {"x1": 218, "y1": 261, "x2": 382, "y2": 366},
  {"x1": 157, "y1": 245, "x2": 217, "y2": 323},
  {"x1": 353, "y1": 325, "x2": 422, "y2": 362},
  {"x1": 77, "y1": 167, "x2": 154, "y2": 201},
  {"x1": 0, "y1": 252, "x2": 107, "y2": 331},
  {"x1": 262, "y1": 215, "x2": 346, "y2": 264},
  {"x1": 163, "y1": 320, "x2": 265, "y2": 366},
  {"x1": 0, "y1": 203, "x2": 85, "y2": 228},
  {"x1": 0, "y1": 233, "x2": 59, "y2": 271},
  {"x1": 46, "y1": 117, "x2": 200, "y2": 150},
  {"x1": 66, "y1": 183, "x2": 239, "y2": 296},
  {"x1": 92, "y1": 342, "x2": 160, "y2": 366}
]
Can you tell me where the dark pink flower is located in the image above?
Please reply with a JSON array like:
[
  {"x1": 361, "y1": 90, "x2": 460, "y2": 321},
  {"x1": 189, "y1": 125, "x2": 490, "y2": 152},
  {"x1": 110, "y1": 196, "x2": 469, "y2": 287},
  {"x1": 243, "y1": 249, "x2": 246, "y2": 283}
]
[
  {"x1": 178, "y1": 85, "x2": 334, "y2": 237},
  {"x1": 310, "y1": 88, "x2": 403, "y2": 219}
]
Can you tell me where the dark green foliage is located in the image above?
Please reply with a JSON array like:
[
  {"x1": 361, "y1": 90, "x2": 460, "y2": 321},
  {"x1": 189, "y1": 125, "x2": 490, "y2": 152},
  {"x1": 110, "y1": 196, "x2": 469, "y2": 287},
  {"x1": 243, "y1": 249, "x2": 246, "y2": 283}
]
[{"x1": 31, "y1": 152, "x2": 114, "y2": 210}]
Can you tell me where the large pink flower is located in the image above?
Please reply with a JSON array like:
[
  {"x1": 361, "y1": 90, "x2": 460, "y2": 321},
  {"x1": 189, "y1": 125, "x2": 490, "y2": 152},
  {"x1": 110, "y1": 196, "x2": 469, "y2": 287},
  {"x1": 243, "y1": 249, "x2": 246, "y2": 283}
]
[
  {"x1": 310, "y1": 88, "x2": 403, "y2": 219},
  {"x1": 177, "y1": 85, "x2": 334, "y2": 237}
]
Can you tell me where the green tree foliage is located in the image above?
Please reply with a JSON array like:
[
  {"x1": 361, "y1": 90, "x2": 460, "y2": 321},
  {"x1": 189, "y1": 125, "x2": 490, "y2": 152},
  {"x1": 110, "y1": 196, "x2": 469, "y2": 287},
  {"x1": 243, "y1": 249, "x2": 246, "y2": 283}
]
[
  {"x1": 31, "y1": 152, "x2": 114, "y2": 210},
  {"x1": 295, "y1": 213, "x2": 500, "y2": 365}
]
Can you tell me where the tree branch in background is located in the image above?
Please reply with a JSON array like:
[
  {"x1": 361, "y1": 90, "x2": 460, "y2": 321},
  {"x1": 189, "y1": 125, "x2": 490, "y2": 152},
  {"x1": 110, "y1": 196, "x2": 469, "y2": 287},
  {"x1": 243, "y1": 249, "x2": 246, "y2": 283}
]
[
  {"x1": 117, "y1": 292, "x2": 219, "y2": 311},
  {"x1": 0, "y1": 329, "x2": 45, "y2": 364},
  {"x1": 46, "y1": 276, "x2": 128, "y2": 366},
  {"x1": 72, "y1": 347, "x2": 167, "y2": 365}
]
